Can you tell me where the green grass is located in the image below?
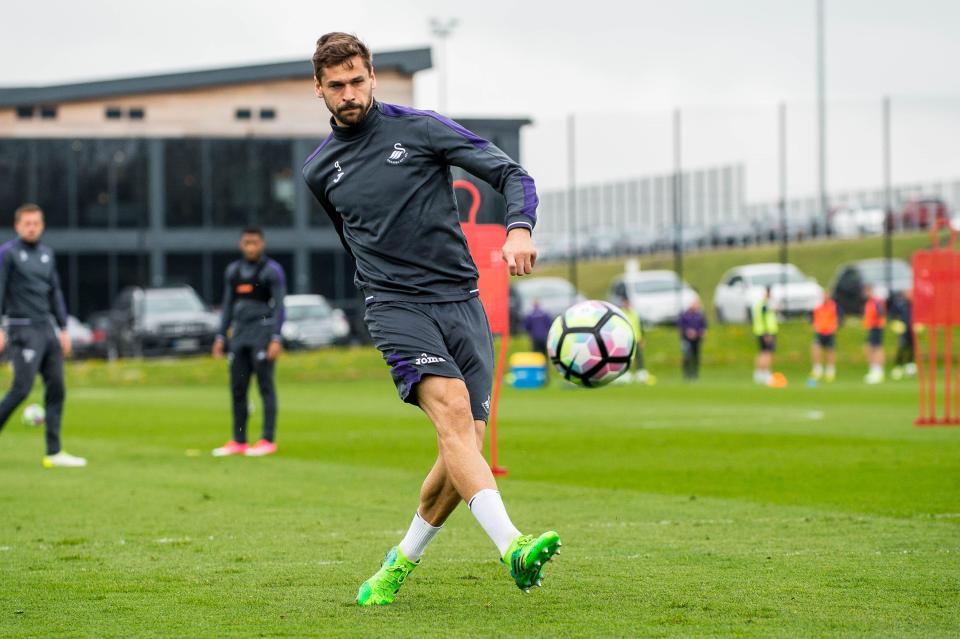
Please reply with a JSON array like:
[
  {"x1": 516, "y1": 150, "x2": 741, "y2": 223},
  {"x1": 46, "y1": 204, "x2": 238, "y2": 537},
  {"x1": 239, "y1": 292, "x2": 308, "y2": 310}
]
[{"x1": 1, "y1": 348, "x2": 958, "y2": 637}]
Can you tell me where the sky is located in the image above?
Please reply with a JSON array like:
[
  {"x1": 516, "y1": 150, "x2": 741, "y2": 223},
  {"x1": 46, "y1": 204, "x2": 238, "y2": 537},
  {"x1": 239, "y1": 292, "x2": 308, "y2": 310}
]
[{"x1": 2, "y1": 0, "x2": 958, "y2": 195}]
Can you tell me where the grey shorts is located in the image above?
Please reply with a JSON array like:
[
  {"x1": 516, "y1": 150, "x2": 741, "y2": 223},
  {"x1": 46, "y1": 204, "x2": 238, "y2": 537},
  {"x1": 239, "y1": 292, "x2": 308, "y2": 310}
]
[{"x1": 364, "y1": 297, "x2": 494, "y2": 421}]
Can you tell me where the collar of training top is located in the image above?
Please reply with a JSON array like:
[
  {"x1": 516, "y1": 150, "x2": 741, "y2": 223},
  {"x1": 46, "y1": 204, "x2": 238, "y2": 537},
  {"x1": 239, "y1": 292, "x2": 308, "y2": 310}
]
[{"x1": 329, "y1": 100, "x2": 383, "y2": 141}]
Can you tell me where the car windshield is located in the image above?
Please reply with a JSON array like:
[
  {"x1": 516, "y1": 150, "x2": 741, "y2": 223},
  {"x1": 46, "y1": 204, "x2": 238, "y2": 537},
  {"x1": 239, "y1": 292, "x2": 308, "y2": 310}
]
[
  {"x1": 858, "y1": 261, "x2": 912, "y2": 283},
  {"x1": 285, "y1": 303, "x2": 331, "y2": 321},
  {"x1": 632, "y1": 276, "x2": 679, "y2": 294},
  {"x1": 144, "y1": 291, "x2": 205, "y2": 315},
  {"x1": 748, "y1": 270, "x2": 808, "y2": 286}
]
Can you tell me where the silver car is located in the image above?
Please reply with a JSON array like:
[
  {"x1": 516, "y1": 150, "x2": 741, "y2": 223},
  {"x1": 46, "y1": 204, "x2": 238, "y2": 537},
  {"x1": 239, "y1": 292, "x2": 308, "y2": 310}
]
[{"x1": 281, "y1": 294, "x2": 350, "y2": 350}]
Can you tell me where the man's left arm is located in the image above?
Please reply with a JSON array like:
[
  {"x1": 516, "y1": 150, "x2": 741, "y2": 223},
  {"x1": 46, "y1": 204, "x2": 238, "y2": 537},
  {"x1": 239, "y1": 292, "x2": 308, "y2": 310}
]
[
  {"x1": 266, "y1": 261, "x2": 287, "y2": 360},
  {"x1": 426, "y1": 116, "x2": 539, "y2": 276},
  {"x1": 48, "y1": 254, "x2": 71, "y2": 356}
]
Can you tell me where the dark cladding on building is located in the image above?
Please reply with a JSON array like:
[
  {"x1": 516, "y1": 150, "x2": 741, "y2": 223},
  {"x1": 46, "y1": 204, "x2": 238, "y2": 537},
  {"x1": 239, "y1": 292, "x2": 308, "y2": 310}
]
[{"x1": 0, "y1": 50, "x2": 530, "y2": 321}]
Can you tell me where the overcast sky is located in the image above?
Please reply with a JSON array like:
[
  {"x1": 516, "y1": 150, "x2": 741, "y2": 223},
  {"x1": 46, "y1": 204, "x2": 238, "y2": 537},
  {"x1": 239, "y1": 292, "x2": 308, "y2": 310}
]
[{"x1": 2, "y1": 0, "x2": 958, "y2": 194}]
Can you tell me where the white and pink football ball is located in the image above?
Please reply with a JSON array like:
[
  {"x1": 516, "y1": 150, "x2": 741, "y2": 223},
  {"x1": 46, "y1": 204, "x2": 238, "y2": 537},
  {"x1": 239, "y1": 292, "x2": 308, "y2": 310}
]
[{"x1": 546, "y1": 300, "x2": 636, "y2": 387}]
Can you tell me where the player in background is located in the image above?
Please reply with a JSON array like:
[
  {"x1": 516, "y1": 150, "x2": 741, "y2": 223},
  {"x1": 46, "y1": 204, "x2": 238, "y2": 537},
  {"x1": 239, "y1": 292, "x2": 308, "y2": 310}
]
[
  {"x1": 889, "y1": 288, "x2": 915, "y2": 380},
  {"x1": 678, "y1": 298, "x2": 707, "y2": 381},
  {"x1": 752, "y1": 286, "x2": 778, "y2": 385},
  {"x1": 523, "y1": 300, "x2": 551, "y2": 362},
  {"x1": 809, "y1": 291, "x2": 840, "y2": 383},
  {"x1": 619, "y1": 298, "x2": 652, "y2": 384},
  {"x1": 211, "y1": 228, "x2": 286, "y2": 457},
  {"x1": 862, "y1": 284, "x2": 886, "y2": 384},
  {"x1": 0, "y1": 204, "x2": 85, "y2": 468},
  {"x1": 303, "y1": 33, "x2": 559, "y2": 606}
]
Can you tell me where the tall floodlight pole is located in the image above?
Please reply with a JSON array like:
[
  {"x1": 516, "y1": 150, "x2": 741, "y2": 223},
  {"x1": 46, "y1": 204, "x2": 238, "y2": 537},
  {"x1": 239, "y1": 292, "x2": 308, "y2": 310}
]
[
  {"x1": 883, "y1": 96, "x2": 893, "y2": 293},
  {"x1": 430, "y1": 18, "x2": 458, "y2": 113},
  {"x1": 816, "y1": 0, "x2": 828, "y2": 232},
  {"x1": 567, "y1": 113, "x2": 578, "y2": 290},
  {"x1": 672, "y1": 109, "x2": 683, "y2": 308},
  {"x1": 779, "y1": 102, "x2": 789, "y2": 306}
]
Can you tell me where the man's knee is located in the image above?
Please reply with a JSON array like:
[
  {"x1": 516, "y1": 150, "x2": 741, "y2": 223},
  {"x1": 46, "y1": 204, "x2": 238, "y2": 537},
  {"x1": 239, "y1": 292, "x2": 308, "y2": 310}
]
[
  {"x1": 419, "y1": 377, "x2": 473, "y2": 436},
  {"x1": 44, "y1": 377, "x2": 65, "y2": 404}
]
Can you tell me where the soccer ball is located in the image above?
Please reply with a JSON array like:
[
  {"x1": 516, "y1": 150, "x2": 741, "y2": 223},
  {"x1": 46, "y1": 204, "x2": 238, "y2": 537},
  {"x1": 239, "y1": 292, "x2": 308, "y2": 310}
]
[
  {"x1": 22, "y1": 403, "x2": 45, "y2": 427},
  {"x1": 547, "y1": 300, "x2": 636, "y2": 387}
]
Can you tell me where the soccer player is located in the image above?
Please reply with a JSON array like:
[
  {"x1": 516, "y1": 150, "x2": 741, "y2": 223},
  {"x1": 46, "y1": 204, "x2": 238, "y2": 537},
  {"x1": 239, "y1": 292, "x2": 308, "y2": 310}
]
[
  {"x1": 0, "y1": 203, "x2": 85, "y2": 468},
  {"x1": 678, "y1": 298, "x2": 707, "y2": 381},
  {"x1": 523, "y1": 300, "x2": 551, "y2": 362},
  {"x1": 862, "y1": 284, "x2": 886, "y2": 384},
  {"x1": 303, "y1": 32, "x2": 560, "y2": 605},
  {"x1": 809, "y1": 291, "x2": 839, "y2": 383},
  {"x1": 210, "y1": 228, "x2": 286, "y2": 457},
  {"x1": 752, "y1": 286, "x2": 778, "y2": 384},
  {"x1": 890, "y1": 289, "x2": 916, "y2": 380},
  {"x1": 620, "y1": 298, "x2": 651, "y2": 384}
]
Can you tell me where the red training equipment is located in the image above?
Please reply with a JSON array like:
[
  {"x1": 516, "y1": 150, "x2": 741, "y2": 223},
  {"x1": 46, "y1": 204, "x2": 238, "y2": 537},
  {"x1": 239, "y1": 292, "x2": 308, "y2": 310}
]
[
  {"x1": 456, "y1": 179, "x2": 510, "y2": 474},
  {"x1": 912, "y1": 218, "x2": 960, "y2": 425}
]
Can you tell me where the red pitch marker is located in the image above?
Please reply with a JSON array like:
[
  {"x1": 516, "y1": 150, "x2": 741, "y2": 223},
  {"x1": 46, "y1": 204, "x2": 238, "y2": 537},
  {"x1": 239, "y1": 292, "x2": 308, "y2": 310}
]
[
  {"x1": 456, "y1": 179, "x2": 510, "y2": 475},
  {"x1": 912, "y1": 218, "x2": 960, "y2": 426}
]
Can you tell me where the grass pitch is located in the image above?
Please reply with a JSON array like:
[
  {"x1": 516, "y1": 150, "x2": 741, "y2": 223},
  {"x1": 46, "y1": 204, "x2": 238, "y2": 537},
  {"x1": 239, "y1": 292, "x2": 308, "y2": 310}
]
[{"x1": 1, "y1": 349, "x2": 959, "y2": 638}]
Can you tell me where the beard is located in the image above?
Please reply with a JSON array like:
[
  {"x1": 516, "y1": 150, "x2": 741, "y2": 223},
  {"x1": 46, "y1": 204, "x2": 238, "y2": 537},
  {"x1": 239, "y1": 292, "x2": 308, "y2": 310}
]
[{"x1": 326, "y1": 91, "x2": 373, "y2": 127}]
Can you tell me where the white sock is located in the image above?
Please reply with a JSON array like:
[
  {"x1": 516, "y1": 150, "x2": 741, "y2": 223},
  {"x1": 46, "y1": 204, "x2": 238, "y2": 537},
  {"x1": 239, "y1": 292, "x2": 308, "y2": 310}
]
[
  {"x1": 812, "y1": 364, "x2": 824, "y2": 376},
  {"x1": 826, "y1": 365, "x2": 836, "y2": 376},
  {"x1": 468, "y1": 489, "x2": 521, "y2": 557},
  {"x1": 398, "y1": 512, "x2": 442, "y2": 562}
]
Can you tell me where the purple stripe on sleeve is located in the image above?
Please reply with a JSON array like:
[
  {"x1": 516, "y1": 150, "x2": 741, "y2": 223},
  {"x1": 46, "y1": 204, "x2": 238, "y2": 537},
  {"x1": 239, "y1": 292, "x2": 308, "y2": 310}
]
[
  {"x1": 380, "y1": 103, "x2": 490, "y2": 150},
  {"x1": 519, "y1": 175, "x2": 539, "y2": 223},
  {"x1": 303, "y1": 133, "x2": 334, "y2": 168}
]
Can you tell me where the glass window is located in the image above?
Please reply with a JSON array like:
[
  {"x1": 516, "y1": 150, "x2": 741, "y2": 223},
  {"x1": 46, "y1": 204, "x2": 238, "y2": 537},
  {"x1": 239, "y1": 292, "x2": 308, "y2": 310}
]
[
  {"x1": 210, "y1": 140, "x2": 294, "y2": 227},
  {"x1": 76, "y1": 255, "x2": 110, "y2": 318},
  {"x1": 164, "y1": 140, "x2": 203, "y2": 227},
  {"x1": 116, "y1": 253, "x2": 149, "y2": 290},
  {"x1": 0, "y1": 140, "x2": 31, "y2": 222},
  {"x1": 40, "y1": 106, "x2": 57, "y2": 119},
  {"x1": 74, "y1": 140, "x2": 111, "y2": 227},
  {"x1": 128, "y1": 108, "x2": 144, "y2": 120},
  {"x1": 113, "y1": 141, "x2": 148, "y2": 229},
  {"x1": 34, "y1": 140, "x2": 70, "y2": 228},
  {"x1": 235, "y1": 108, "x2": 251, "y2": 120},
  {"x1": 105, "y1": 107, "x2": 122, "y2": 119},
  {"x1": 16, "y1": 106, "x2": 33, "y2": 119},
  {"x1": 166, "y1": 253, "x2": 205, "y2": 301},
  {"x1": 260, "y1": 108, "x2": 276, "y2": 120}
]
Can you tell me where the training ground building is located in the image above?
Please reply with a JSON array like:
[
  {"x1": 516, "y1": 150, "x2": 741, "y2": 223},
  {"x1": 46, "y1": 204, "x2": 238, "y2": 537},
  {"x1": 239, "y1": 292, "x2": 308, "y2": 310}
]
[{"x1": 0, "y1": 48, "x2": 529, "y2": 320}]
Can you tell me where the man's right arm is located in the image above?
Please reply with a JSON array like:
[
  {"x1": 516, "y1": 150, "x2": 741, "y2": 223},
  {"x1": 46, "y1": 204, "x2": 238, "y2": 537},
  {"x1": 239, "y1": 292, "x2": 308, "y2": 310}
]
[{"x1": 216, "y1": 264, "x2": 235, "y2": 341}]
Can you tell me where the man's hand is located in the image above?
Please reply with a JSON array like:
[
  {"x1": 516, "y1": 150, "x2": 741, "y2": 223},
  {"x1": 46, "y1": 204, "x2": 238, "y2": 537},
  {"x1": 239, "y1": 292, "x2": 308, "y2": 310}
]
[
  {"x1": 502, "y1": 227, "x2": 537, "y2": 277},
  {"x1": 266, "y1": 339, "x2": 283, "y2": 362},
  {"x1": 59, "y1": 330, "x2": 72, "y2": 358},
  {"x1": 0, "y1": 329, "x2": 6, "y2": 354},
  {"x1": 212, "y1": 339, "x2": 225, "y2": 359}
]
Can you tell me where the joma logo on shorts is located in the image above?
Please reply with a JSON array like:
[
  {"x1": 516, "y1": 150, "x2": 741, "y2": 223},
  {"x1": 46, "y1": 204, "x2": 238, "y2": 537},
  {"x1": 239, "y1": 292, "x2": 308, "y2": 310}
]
[{"x1": 414, "y1": 353, "x2": 446, "y2": 365}]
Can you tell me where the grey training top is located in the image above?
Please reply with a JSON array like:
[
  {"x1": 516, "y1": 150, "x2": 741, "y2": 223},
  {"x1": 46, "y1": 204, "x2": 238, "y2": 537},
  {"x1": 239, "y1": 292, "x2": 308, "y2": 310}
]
[
  {"x1": 217, "y1": 257, "x2": 287, "y2": 343},
  {"x1": 0, "y1": 238, "x2": 68, "y2": 329},
  {"x1": 302, "y1": 101, "x2": 539, "y2": 303}
]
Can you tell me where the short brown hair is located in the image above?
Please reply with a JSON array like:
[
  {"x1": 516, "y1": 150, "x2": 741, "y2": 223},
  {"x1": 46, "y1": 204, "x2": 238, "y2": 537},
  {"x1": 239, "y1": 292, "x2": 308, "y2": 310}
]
[
  {"x1": 312, "y1": 32, "x2": 373, "y2": 81},
  {"x1": 14, "y1": 203, "x2": 43, "y2": 223}
]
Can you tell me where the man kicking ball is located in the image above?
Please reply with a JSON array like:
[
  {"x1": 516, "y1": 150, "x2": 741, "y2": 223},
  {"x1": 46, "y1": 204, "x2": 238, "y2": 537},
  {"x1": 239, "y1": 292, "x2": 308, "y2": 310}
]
[{"x1": 303, "y1": 32, "x2": 560, "y2": 605}]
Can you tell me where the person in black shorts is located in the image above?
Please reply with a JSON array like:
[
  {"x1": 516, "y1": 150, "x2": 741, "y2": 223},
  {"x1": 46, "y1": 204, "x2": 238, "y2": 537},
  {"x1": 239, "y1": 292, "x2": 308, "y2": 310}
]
[
  {"x1": 211, "y1": 228, "x2": 286, "y2": 457},
  {"x1": 0, "y1": 203, "x2": 86, "y2": 468},
  {"x1": 303, "y1": 32, "x2": 560, "y2": 605}
]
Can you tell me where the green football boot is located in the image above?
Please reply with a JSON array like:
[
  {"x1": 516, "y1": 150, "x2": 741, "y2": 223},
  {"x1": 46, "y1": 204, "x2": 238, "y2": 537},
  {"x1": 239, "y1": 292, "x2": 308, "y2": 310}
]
[
  {"x1": 502, "y1": 531, "x2": 562, "y2": 593},
  {"x1": 356, "y1": 546, "x2": 418, "y2": 606}
]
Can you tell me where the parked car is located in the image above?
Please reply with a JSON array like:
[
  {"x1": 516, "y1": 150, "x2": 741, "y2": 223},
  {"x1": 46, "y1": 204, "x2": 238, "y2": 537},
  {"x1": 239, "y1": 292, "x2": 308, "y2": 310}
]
[
  {"x1": 280, "y1": 294, "x2": 350, "y2": 350},
  {"x1": 713, "y1": 263, "x2": 824, "y2": 324},
  {"x1": 512, "y1": 277, "x2": 582, "y2": 329},
  {"x1": 710, "y1": 222, "x2": 756, "y2": 247},
  {"x1": 830, "y1": 204, "x2": 886, "y2": 238},
  {"x1": 608, "y1": 270, "x2": 699, "y2": 325},
  {"x1": 899, "y1": 197, "x2": 950, "y2": 229},
  {"x1": 64, "y1": 315, "x2": 99, "y2": 359},
  {"x1": 829, "y1": 258, "x2": 913, "y2": 316},
  {"x1": 106, "y1": 286, "x2": 219, "y2": 357}
]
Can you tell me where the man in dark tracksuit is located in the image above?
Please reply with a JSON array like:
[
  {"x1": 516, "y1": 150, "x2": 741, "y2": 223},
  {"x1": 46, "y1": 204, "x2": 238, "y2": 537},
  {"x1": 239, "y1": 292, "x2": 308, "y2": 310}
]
[
  {"x1": 210, "y1": 228, "x2": 286, "y2": 457},
  {"x1": 0, "y1": 203, "x2": 86, "y2": 468},
  {"x1": 303, "y1": 32, "x2": 559, "y2": 607}
]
